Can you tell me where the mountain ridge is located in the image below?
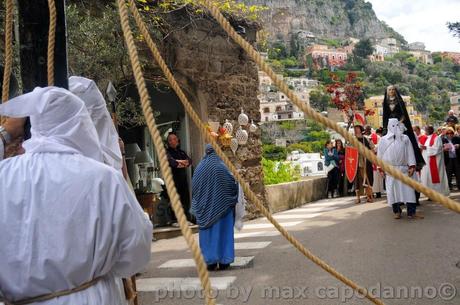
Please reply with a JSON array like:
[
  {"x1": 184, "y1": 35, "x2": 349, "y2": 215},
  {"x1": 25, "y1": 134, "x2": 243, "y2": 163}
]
[{"x1": 238, "y1": 0, "x2": 406, "y2": 47}]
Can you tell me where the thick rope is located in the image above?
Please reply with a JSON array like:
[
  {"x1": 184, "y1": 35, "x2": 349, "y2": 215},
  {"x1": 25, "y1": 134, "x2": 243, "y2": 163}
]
[
  {"x1": 47, "y1": 0, "x2": 57, "y2": 86},
  {"x1": 127, "y1": 1, "x2": 383, "y2": 304},
  {"x1": 1, "y1": 0, "x2": 14, "y2": 124},
  {"x1": 116, "y1": 1, "x2": 216, "y2": 305},
  {"x1": 198, "y1": 0, "x2": 460, "y2": 214}
]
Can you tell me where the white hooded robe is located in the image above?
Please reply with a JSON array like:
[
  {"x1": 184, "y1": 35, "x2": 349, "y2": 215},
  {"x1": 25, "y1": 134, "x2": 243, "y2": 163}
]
[
  {"x1": 420, "y1": 134, "x2": 450, "y2": 196},
  {"x1": 377, "y1": 119, "x2": 416, "y2": 205},
  {"x1": 0, "y1": 87, "x2": 152, "y2": 305}
]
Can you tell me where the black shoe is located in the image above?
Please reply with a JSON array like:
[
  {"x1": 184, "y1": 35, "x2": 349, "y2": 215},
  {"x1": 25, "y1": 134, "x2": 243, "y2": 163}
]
[
  {"x1": 207, "y1": 263, "x2": 218, "y2": 271},
  {"x1": 219, "y1": 263, "x2": 230, "y2": 271},
  {"x1": 376, "y1": 192, "x2": 381, "y2": 198}
]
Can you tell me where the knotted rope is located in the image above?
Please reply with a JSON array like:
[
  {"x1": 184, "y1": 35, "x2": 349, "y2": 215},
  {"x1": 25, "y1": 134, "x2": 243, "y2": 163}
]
[
  {"x1": 117, "y1": 1, "x2": 216, "y2": 304},
  {"x1": 198, "y1": 0, "x2": 460, "y2": 214},
  {"x1": 47, "y1": 0, "x2": 57, "y2": 86},
  {"x1": 1, "y1": 0, "x2": 14, "y2": 124},
  {"x1": 126, "y1": 1, "x2": 384, "y2": 304}
]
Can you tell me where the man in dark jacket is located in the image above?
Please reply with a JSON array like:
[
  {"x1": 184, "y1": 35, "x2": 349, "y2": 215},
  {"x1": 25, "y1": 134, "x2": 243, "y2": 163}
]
[{"x1": 166, "y1": 132, "x2": 193, "y2": 224}]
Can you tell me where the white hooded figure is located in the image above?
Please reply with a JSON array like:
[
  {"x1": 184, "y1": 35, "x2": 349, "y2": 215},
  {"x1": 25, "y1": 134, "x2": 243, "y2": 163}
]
[
  {"x1": 0, "y1": 87, "x2": 152, "y2": 305},
  {"x1": 378, "y1": 118, "x2": 418, "y2": 217},
  {"x1": 69, "y1": 76, "x2": 123, "y2": 171}
]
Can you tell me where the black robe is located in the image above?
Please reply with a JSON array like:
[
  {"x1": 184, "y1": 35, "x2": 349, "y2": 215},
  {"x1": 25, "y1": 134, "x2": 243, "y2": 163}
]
[
  {"x1": 166, "y1": 146, "x2": 192, "y2": 221},
  {"x1": 382, "y1": 88, "x2": 425, "y2": 170}
]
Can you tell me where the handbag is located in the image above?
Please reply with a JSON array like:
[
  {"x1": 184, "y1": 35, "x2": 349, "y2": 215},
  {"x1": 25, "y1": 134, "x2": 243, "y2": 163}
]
[{"x1": 326, "y1": 160, "x2": 337, "y2": 173}]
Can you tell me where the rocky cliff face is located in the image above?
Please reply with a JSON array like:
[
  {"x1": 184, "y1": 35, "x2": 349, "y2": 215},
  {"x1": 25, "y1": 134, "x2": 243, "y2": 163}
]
[{"x1": 239, "y1": 0, "x2": 404, "y2": 44}]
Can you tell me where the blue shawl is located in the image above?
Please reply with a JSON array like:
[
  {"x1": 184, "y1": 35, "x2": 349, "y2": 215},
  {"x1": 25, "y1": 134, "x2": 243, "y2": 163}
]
[{"x1": 191, "y1": 145, "x2": 238, "y2": 229}]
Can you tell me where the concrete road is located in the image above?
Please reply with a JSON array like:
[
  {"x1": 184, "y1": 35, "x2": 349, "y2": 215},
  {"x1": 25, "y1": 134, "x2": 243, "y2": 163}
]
[{"x1": 138, "y1": 193, "x2": 460, "y2": 305}]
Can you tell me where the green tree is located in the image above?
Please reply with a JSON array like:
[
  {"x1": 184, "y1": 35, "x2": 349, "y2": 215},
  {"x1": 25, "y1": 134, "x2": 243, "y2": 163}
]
[
  {"x1": 352, "y1": 38, "x2": 374, "y2": 59},
  {"x1": 263, "y1": 144, "x2": 287, "y2": 160},
  {"x1": 66, "y1": 4, "x2": 129, "y2": 86},
  {"x1": 309, "y1": 89, "x2": 330, "y2": 111},
  {"x1": 281, "y1": 56, "x2": 299, "y2": 68},
  {"x1": 287, "y1": 141, "x2": 325, "y2": 153},
  {"x1": 268, "y1": 59, "x2": 285, "y2": 73},
  {"x1": 262, "y1": 158, "x2": 300, "y2": 185},
  {"x1": 268, "y1": 41, "x2": 288, "y2": 60},
  {"x1": 447, "y1": 21, "x2": 460, "y2": 40}
]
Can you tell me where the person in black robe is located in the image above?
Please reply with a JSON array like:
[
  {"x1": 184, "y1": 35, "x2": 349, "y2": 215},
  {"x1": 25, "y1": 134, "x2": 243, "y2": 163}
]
[
  {"x1": 382, "y1": 85, "x2": 425, "y2": 170},
  {"x1": 166, "y1": 132, "x2": 193, "y2": 224}
]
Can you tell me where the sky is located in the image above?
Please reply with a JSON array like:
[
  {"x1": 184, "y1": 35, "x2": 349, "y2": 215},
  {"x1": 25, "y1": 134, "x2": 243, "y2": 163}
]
[{"x1": 365, "y1": 0, "x2": 460, "y2": 52}]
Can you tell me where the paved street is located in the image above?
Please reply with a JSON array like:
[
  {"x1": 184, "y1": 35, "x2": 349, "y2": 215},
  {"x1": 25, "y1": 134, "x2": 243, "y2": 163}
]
[{"x1": 139, "y1": 194, "x2": 460, "y2": 305}]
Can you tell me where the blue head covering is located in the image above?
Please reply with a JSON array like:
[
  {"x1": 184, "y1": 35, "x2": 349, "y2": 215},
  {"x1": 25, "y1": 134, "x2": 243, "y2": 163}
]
[{"x1": 191, "y1": 144, "x2": 238, "y2": 228}]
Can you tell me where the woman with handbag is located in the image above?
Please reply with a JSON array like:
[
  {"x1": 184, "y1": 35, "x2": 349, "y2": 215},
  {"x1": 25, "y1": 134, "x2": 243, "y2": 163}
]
[{"x1": 324, "y1": 140, "x2": 339, "y2": 198}]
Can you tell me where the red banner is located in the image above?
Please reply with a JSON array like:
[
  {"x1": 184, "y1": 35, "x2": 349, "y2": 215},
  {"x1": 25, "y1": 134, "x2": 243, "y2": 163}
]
[{"x1": 345, "y1": 146, "x2": 359, "y2": 183}]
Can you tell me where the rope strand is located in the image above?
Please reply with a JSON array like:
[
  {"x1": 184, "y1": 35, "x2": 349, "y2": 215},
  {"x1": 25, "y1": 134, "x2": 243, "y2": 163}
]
[
  {"x1": 1, "y1": 0, "x2": 14, "y2": 124},
  {"x1": 198, "y1": 0, "x2": 460, "y2": 214},
  {"x1": 116, "y1": 1, "x2": 216, "y2": 304},
  {"x1": 47, "y1": 0, "x2": 57, "y2": 86},
  {"x1": 127, "y1": 1, "x2": 384, "y2": 304}
]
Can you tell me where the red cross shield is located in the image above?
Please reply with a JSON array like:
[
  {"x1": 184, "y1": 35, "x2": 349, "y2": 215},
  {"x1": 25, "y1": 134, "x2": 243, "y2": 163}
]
[{"x1": 345, "y1": 146, "x2": 359, "y2": 183}]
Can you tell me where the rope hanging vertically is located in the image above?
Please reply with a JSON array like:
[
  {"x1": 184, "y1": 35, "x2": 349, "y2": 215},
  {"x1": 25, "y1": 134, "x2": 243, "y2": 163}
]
[
  {"x1": 47, "y1": 0, "x2": 57, "y2": 86},
  {"x1": 198, "y1": 0, "x2": 460, "y2": 214},
  {"x1": 1, "y1": 0, "x2": 14, "y2": 124},
  {"x1": 126, "y1": 1, "x2": 384, "y2": 304},
  {"x1": 116, "y1": 1, "x2": 216, "y2": 305}
]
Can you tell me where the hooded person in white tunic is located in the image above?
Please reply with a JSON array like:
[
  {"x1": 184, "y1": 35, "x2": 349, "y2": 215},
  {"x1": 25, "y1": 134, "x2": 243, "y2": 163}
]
[
  {"x1": 69, "y1": 76, "x2": 123, "y2": 171},
  {"x1": 420, "y1": 125, "x2": 450, "y2": 197},
  {"x1": 377, "y1": 118, "x2": 421, "y2": 219},
  {"x1": 69, "y1": 76, "x2": 137, "y2": 300},
  {"x1": 0, "y1": 87, "x2": 153, "y2": 305}
]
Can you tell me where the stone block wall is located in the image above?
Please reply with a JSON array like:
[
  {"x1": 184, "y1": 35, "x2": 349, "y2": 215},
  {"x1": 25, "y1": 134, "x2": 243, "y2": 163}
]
[
  {"x1": 265, "y1": 177, "x2": 327, "y2": 213},
  {"x1": 160, "y1": 10, "x2": 266, "y2": 217}
]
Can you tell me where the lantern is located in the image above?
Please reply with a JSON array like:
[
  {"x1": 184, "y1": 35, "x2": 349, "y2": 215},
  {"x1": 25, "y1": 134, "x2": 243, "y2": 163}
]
[
  {"x1": 249, "y1": 120, "x2": 257, "y2": 133},
  {"x1": 230, "y1": 138, "x2": 238, "y2": 154},
  {"x1": 235, "y1": 127, "x2": 248, "y2": 145},
  {"x1": 238, "y1": 108, "x2": 249, "y2": 126},
  {"x1": 223, "y1": 119, "x2": 233, "y2": 134}
]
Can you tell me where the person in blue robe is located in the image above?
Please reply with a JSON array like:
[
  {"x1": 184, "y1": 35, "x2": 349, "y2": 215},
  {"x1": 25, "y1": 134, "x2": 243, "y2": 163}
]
[{"x1": 191, "y1": 144, "x2": 238, "y2": 271}]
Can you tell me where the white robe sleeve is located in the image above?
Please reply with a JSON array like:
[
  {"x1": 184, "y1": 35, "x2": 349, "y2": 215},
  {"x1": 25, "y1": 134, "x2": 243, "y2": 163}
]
[
  {"x1": 377, "y1": 138, "x2": 387, "y2": 159},
  {"x1": 426, "y1": 136, "x2": 443, "y2": 157},
  {"x1": 0, "y1": 140, "x2": 4, "y2": 161},
  {"x1": 111, "y1": 175, "x2": 153, "y2": 278},
  {"x1": 405, "y1": 137, "x2": 416, "y2": 167},
  {"x1": 234, "y1": 184, "x2": 246, "y2": 231}
]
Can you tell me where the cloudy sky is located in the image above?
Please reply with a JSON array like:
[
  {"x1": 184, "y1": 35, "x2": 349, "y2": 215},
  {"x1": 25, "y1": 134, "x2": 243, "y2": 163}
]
[{"x1": 365, "y1": 0, "x2": 460, "y2": 52}]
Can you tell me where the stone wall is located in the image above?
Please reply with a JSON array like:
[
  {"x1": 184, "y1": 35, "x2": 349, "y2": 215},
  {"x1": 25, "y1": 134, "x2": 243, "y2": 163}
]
[
  {"x1": 159, "y1": 10, "x2": 266, "y2": 216},
  {"x1": 265, "y1": 177, "x2": 327, "y2": 213}
]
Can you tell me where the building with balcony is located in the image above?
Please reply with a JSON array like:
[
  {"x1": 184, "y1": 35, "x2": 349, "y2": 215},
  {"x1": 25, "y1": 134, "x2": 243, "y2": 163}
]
[
  {"x1": 260, "y1": 90, "x2": 305, "y2": 122},
  {"x1": 258, "y1": 71, "x2": 315, "y2": 122},
  {"x1": 379, "y1": 38, "x2": 400, "y2": 55},
  {"x1": 408, "y1": 42, "x2": 426, "y2": 51},
  {"x1": 305, "y1": 44, "x2": 348, "y2": 70},
  {"x1": 441, "y1": 52, "x2": 460, "y2": 65},
  {"x1": 409, "y1": 50, "x2": 433, "y2": 65}
]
